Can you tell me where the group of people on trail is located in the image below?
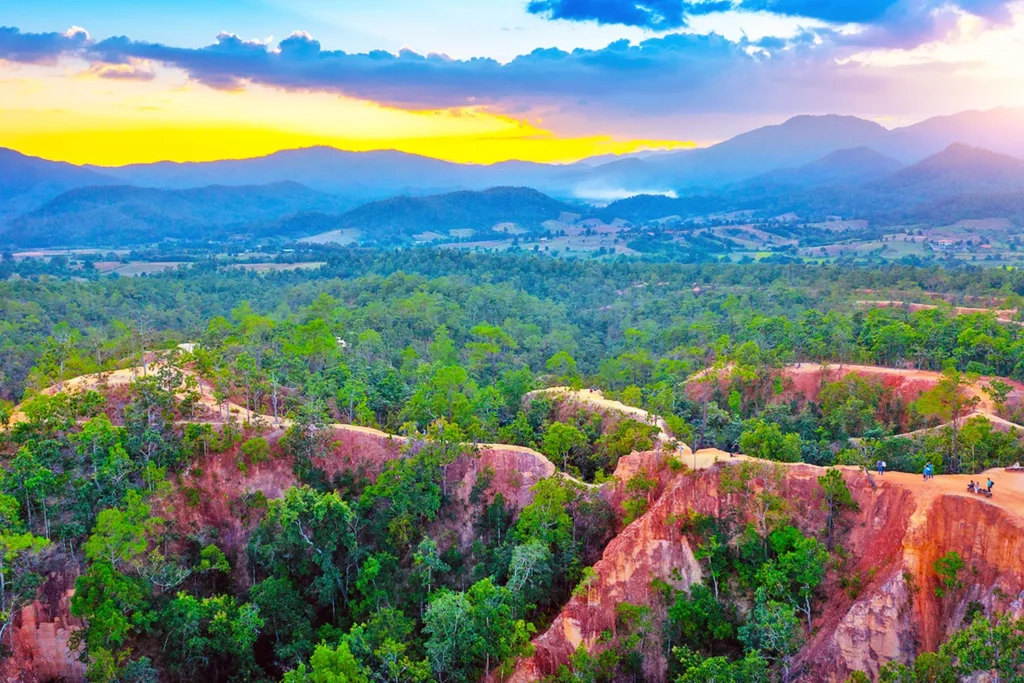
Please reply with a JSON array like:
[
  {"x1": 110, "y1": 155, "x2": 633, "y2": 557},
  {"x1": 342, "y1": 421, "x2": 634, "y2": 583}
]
[
  {"x1": 872, "y1": 459, "x2": 1000, "y2": 497},
  {"x1": 968, "y1": 478, "x2": 995, "y2": 495}
]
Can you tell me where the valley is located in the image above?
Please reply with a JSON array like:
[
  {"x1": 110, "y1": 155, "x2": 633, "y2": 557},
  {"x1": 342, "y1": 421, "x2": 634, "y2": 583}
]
[
  {"x1": 3, "y1": 253, "x2": 1024, "y2": 681},
  {"x1": 10, "y1": 2, "x2": 1024, "y2": 680},
  {"x1": 6, "y1": 110, "x2": 1024, "y2": 270}
]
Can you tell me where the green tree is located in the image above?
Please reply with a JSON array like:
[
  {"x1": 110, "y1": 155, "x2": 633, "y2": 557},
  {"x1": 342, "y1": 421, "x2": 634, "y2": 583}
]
[
  {"x1": 933, "y1": 551, "x2": 965, "y2": 598},
  {"x1": 622, "y1": 468, "x2": 657, "y2": 525},
  {"x1": 281, "y1": 641, "x2": 369, "y2": 683},
  {"x1": 0, "y1": 495, "x2": 49, "y2": 649},
  {"x1": 674, "y1": 647, "x2": 769, "y2": 683},
  {"x1": 939, "y1": 613, "x2": 1024, "y2": 681},
  {"x1": 162, "y1": 593, "x2": 263, "y2": 681},
  {"x1": 668, "y1": 584, "x2": 735, "y2": 655},
  {"x1": 818, "y1": 469, "x2": 859, "y2": 549},
  {"x1": 542, "y1": 422, "x2": 588, "y2": 472},
  {"x1": 738, "y1": 589, "x2": 802, "y2": 681},
  {"x1": 250, "y1": 576, "x2": 316, "y2": 669},
  {"x1": 249, "y1": 486, "x2": 357, "y2": 615},
  {"x1": 914, "y1": 366, "x2": 981, "y2": 473},
  {"x1": 756, "y1": 527, "x2": 829, "y2": 629},
  {"x1": 39, "y1": 322, "x2": 82, "y2": 392},
  {"x1": 738, "y1": 420, "x2": 802, "y2": 463}
]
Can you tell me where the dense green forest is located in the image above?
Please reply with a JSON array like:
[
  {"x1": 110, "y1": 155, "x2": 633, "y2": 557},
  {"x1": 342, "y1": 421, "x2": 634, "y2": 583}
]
[{"x1": 2, "y1": 249, "x2": 1024, "y2": 682}]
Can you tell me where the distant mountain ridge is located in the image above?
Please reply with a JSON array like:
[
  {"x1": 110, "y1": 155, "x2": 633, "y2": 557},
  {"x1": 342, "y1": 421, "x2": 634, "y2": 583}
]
[
  {"x1": 0, "y1": 148, "x2": 117, "y2": 219},
  {"x1": 87, "y1": 147, "x2": 578, "y2": 197},
  {"x1": 871, "y1": 143, "x2": 1024, "y2": 196},
  {"x1": 7, "y1": 107, "x2": 1024, "y2": 245},
  {"x1": 595, "y1": 143, "x2": 1024, "y2": 224},
  {"x1": 334, "y1": 187, "x2": 576, "y2": 239},
  {"x1": 0, "y1": 181, "x2": 353, "y2": 247},
  {"x1": 747, "y1": 147, "x2": 905, "y2": 190}
]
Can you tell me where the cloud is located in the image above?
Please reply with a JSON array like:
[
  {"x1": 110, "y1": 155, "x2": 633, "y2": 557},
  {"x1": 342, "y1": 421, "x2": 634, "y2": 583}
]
[
  {"x1": 526, "y1": 0, "x2": 732, "y2": 29},
  {"x1": 526, "y1": 0, "x2": 1020, "y2": 48},
  {"x1": 741, "y1": 0, "x2": 1016, "y2": 24},
  {"x1": 78, "y1": 29, "x2": 767, "y2": 114},
  {"x1": 0, "y1": 24, "x2": 1011, "y2": 141},
  {"x1": 0, "y1": 25, "x2": 90, "y2": 64},
  {"x1": 80, "y1": 58, "x2": 156, "y2": 81}
]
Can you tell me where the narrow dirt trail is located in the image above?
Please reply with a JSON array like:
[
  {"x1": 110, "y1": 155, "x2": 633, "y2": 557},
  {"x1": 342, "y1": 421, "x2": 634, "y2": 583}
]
[
  {"x1": 8, "y1": 365, "x2": 604, "y2": 489},
  {"x1": 690, "y1": 447, "x2": 1024, "y2": 528},
  {"x1": 876, "y1": 469, "x2": 1024, "y2": 524},
  {"x1": 527, "y1": 386, "x2": 676, "y2": 445},
  {"x1": 856, "y1": 300, "x2": 1022, "y2": 326},
  {"x1": 785, "y1": 362, "x2": 1024, "y2": 424}
]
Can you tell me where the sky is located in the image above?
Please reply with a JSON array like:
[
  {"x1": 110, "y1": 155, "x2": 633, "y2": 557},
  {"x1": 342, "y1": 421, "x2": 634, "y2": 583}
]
[{"x1": 4, "y1": 0, "x2": 1024, "y2": 166}]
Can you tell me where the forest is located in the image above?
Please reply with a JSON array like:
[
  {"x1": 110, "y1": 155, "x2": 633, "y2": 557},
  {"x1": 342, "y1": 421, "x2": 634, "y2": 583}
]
[{"x1": 2, "y1": 249, "x2": 1024, "y2": 682}]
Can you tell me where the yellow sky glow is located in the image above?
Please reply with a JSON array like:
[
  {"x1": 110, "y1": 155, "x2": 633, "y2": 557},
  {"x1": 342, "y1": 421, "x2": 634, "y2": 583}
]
[{"x1": 0, "y1": 60, "x2": 695, "y2": 166}]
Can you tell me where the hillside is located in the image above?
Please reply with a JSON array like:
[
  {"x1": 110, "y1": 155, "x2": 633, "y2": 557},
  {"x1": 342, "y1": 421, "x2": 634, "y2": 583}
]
[
  {"x1": 593, "y1": 193, "x2": 731, "y2": 223},
  {"x1": 0, "y1": 181, "x2": 351, "y2": 246},
  {"x1": 0, "y1": 148, "x2": 117, "y2": 218},
  {"x1": 746, "y1": 147, "x2": 905, "y2": 189},
  {"x1": 872, "y1": 143, "x2": 1024, "y2": 198},
  {"x1": 335, "y1": 186, "x2": 577, "y2": 238},
  {"x1": 4, "y1": 253, "x2": 1024, "y2": 682},
  {"x1": 92, "y1": 147, "x2": 575, "y2": 196}
]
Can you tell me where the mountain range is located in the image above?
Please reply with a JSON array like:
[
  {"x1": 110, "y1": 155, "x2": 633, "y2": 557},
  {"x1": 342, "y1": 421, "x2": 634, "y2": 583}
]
[{"x1": 5, "y1": 107, "x2": 1024, "y2": 246}]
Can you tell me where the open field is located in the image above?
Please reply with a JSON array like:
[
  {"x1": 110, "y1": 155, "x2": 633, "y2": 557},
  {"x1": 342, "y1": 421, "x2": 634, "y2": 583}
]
[
  {"x1": 298, "y1": 229, "x2": 361, "y2": 245},
  {"x1": 12, "y1": 248, "x2": 131, "y2": 260},
  {"x1": 92, "y1": 261, "x2": 189, "y2": 276},
  {"x1": 226, "y1": 262, "x2": 326, "y2": 272},
  {"x1": 413, "y1": 231, "x2": 447, "y2": 242}
]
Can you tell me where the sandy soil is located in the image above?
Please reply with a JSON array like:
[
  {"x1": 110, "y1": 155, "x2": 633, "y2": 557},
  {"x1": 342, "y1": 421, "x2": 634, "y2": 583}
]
[
  {"x1": 785, "y1": 362, "x2": 1024, "y2": 417},
  {"x1": 8, "y1": 365, "x2": 605, "y2": 489},
  {"x1": 856, "y1": 300, "x2": 1021, "y2": 325},
  {"x1": 529, "y1": 386, "x2": 673, "y2": 444},
  {"x1": 11, "y1": 363, "x2": 1024, "y2": 502},
  {"x1": 688, "y1": 447, "x2": 1024, "y2": 522}
]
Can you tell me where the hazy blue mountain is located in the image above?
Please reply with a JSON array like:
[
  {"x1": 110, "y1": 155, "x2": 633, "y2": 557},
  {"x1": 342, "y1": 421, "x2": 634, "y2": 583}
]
[
  {"x1": 334, "y1": 186, "x2": 576, "y2": 239},
  {"x1": 892, "y1": 107, "x2": 1024, "y2": 160},
  {"x1": 593, "y1": 194, "x2": 731, "y2": 223},
  {"x1": 644, "y1": 115, "x2": 894, "y2": 185},
  {"x1": 870, "y1": 144, "x2": 1024, "y2": 198},
  {"x1": 90, "y1": 147, "x2": 577, "y2": 197},
  {"x1": 9, "y1": 108, "x2": 1024, "y2": 248},
  {"x1": 0, "y1": 148, "x2": 117, "y2": 218},
  {"x1": 58, "y1": 108, "x2": 1024, "y2": 202},
  {"x1": 745, "y1": 147, "x2": 905, "y2": 190},
  {"x1": 1, "y1": 181, "x2": 352, "y2": 247}
]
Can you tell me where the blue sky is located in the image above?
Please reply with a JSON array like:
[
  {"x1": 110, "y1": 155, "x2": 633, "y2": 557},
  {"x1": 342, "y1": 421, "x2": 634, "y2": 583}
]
[{"x1": 4, "y1": 0, "x2": 1024, "y2": 164}]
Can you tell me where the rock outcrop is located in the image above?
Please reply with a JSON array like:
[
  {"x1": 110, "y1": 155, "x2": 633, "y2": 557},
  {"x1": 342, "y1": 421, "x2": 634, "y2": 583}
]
[
  {"x1": 505, "y1": 457, "x2": 1024, "y2": 682},
  {"x1": 0, "y1": 570, "x2": 85, "y2": 683}
]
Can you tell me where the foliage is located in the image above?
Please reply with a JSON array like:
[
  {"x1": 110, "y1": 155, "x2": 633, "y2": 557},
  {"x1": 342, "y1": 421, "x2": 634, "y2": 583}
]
[{"x1": 933, "y1": 551, "x2": 966, "y2": 598}]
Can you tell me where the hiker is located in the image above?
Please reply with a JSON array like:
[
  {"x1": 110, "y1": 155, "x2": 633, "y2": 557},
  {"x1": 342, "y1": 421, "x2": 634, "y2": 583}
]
[
  {"x1": 881, "y1": 460, "x2": 887, "y2": 475},
  {"x1": 987, "y1": 478, "x2": 994, "y2": 494},
  {"x1": 877, "y1": 460, "x2": 884, "y2": 475}
]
